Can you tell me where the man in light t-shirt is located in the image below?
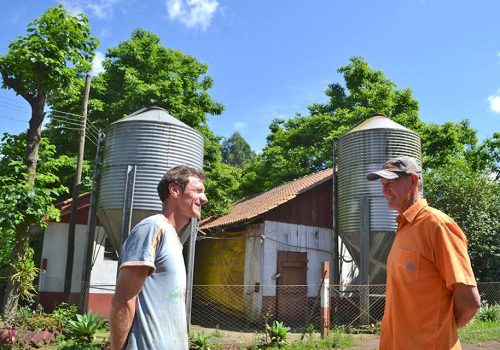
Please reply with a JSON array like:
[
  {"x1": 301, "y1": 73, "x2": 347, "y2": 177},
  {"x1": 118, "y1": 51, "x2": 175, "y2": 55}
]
[{"x1": 110, "y1": 165, "x2": 208, "y2": 350}]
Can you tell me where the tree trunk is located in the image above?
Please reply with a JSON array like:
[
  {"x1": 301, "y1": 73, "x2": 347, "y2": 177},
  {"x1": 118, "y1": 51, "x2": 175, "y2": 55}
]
[
  {"x1": 25, "y1": 99, "x2": 46, "y2": 184},
  {"x1": 1, "y1": 227, "x2": 30, "y2": 317},
  {"x1": 1, "y1": 97, "x2": 45, "y2": 316}
]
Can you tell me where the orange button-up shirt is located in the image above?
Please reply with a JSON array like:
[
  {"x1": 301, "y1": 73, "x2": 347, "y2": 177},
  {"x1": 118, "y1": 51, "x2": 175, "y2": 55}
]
[{"x1": 380, "y1": 199, "x2": 477, "y2": 350}]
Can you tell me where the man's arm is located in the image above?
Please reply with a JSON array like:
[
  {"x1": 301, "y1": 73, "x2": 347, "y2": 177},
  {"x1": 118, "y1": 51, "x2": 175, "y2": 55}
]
[
  {"x1": 110, "y1": 266, "x2": 150, "y2": 350},
  {"x1": 453, "y1": 283, "x2": 481, "y2": 328}
]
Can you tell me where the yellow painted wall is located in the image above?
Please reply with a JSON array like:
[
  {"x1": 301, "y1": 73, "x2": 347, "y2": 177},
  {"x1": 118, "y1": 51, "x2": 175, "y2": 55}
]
[{"x1": 194, "y1": 231, "x2": 246, "y2": 315}]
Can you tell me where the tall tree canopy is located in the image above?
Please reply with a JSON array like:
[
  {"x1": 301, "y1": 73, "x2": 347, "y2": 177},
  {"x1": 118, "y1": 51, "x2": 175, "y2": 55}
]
[
  {"x1": 0, "y1": 5, "x2": 98, "y2": 315},
  {"x1": 221, "y1": 131, "x2": 255, "y2": 168},
  {"x1": 239, "y1": 57, "x2": 422, "y2": 196},
  {"x1": 424, "y1": 159, "x2": 500, "y2": 281},
  {"x1": 46, "y1": 29, "x2": 232, "y2": 217},
  {"x1": 0, "y1": 5, "x2": 98, "y2": 182}
]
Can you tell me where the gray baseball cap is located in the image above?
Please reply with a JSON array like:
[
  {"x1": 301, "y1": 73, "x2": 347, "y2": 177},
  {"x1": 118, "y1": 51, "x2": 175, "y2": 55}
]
[{"x1": 366, "y1": 156, "x2": 421, "y2": 181}]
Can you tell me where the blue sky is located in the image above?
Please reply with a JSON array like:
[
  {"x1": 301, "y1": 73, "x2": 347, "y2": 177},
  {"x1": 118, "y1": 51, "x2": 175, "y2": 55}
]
[{"x1": 1, "y1": 0, "x2": 499, "y2": 153}]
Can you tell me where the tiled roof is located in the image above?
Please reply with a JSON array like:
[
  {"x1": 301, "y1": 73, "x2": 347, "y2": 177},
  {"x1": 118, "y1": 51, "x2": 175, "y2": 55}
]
[
  {"x1": 200, "y1": 168, "x2": 333, "y2": 230},
  {"x1": 56, "y1": 192, "x2": 91, "y2": 217}
]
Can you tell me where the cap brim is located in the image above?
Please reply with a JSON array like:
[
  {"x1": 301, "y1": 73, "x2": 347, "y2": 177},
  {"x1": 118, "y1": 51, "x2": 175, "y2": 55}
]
[{"x1": 366, "y1": 170, "x2": 400, "y2": 181}]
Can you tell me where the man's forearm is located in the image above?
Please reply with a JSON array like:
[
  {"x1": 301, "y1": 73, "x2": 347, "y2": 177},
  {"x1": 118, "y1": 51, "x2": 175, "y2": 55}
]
[
  {"x1": 110, "y1": 298, "x2": 136, "y2": 350},
  {"x1": 453, "y1": 284, "x2": 481, "y2": 328},
  {"x1": 454, "y1": 305, "x2": 478, "y2": 328}
]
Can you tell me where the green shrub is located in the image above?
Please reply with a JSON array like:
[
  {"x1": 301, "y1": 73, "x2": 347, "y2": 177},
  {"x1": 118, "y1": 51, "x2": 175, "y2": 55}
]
[
  {"x1": 8, "y1": 305, "x2": 61, "y2": 334},
  {"x1": 66, "y1": 311, "x2": 106, "y2": 344},
  {"x1": 477, "y1": 303, "x2": 500, "y2": 322},
  {"x1": 190, "y1": 331, "x2": 213, "y2": 350},
  {"x1": 52, "y1": 302, "x2": 78, "y2": 328},
  {"x1": 264, "y1": 320, "x2": 290, "y2": 348}
]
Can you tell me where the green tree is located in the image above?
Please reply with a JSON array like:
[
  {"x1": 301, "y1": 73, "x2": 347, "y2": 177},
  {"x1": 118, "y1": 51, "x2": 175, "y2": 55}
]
[
  {"x1": 424, "y1": 159, "x2": 500, "y2": 281},
  {"x1": 47, "y1": 29, "x2": 223, "y2": 156},
  {"x1": 221, "y1": 131, "x2": 255, "y2": 168},
  {"x1": 0, "y1": 5, "x2": 98, "y2": 315},
  {"x1": 0, "y1": 134, "x2": 69, "y2": 309},
  {"x1": 471, "y1": 132, "x2": 500, "y2": 180},
  {"x1": 46, "y1": 29, "x2": 235, "y2": 217},
  {"x1": 419, "y1": 120, "x2": 478, "y2": 171},
  {"x1": 239, "y1": 56, "x2": 422, "y2": 196}
]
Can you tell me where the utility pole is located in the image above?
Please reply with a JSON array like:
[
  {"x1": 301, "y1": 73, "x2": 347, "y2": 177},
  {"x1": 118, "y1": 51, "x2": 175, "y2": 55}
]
[
  {"x1": 64, "y1": 75, "x2": 91, "y2": 302},
  {"x1": 79, "y1": 130, "x2": 104, "y2": 313}
]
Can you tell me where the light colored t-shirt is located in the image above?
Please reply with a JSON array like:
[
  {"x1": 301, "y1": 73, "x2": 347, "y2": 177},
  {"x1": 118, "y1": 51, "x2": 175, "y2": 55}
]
[
  {"x1": 380, "y1": 199, "x2": 477, "y2": 350},
  {"x1": 120, "y1": 214, "x2": 189, "y2": 350}
]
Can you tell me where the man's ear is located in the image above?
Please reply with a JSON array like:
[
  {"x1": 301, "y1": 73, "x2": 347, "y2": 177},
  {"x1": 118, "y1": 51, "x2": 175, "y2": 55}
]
[
  {"x1": 410, "y1": 173, "x2": 419, "y2": 189},
  {"x1": 169, "y1": 183, "x2": 181, "y2": 198}
]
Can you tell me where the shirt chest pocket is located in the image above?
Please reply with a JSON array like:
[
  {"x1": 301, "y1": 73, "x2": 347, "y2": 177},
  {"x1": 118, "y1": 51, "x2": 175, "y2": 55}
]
[{"x1": 390, "y1": 248, "x2": 420, "y2": 283}]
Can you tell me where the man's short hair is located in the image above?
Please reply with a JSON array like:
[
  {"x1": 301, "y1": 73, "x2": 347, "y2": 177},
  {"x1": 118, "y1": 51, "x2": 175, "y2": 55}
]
[{"x1": 157, "y1": 165, "x2": 206, "y2": 202}]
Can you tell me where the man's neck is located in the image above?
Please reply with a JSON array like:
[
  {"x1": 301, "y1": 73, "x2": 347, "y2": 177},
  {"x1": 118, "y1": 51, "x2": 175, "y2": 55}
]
[
  {"x1": 162, "y1": 211, "x2": 189, "y2": 236},
  {"x1": 400, "y1": 193, "x2": 421, "y2": 214}
]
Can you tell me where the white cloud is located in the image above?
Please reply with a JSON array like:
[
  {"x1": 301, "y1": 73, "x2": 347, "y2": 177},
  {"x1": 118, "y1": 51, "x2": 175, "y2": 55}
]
[
  {"x1": 165, "y1": 0, "x2": 219, "y2": 31},
  {"x1": 61, "y1": 0, "x2": 119, "y2": 19},
  {"x1": 488, "y1": 92, "x2": 500, "y2": 113},
  {"x1": 91, "y1": 51, "x2": 105, "y2": 76},
  {"x1": 234, "y1": 122, "x2": 247, "y2": 131}
]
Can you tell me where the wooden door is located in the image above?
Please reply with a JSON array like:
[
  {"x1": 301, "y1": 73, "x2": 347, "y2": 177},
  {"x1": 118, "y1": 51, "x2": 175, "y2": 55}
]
[{"x1": 276, "y1": 251, "x2": 308, "y2": 322}]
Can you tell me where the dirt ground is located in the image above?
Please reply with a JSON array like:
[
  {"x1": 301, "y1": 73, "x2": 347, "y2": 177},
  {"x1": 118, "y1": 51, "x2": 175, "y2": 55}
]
[{"x1": 190, "y1": 326, "x2": 500, "y2": 349}]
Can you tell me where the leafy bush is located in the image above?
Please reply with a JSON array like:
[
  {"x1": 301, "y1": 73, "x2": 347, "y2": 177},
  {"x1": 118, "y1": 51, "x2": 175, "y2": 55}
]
[
  {"x1": 477, "y1": 303, "x2": 500, "y2": 322},
  {"x1": 263, "y1": 320, "x2": 290, "y2": 348},
  {"x1": 190, "y1": 331, "x2": 213, "y2": 350},
  {"x1": 8, "y1": 305, "x2": 61, "y2": 334},
  {"x1": 66, "y1": 311, "x2": 106, "y2": 343}
]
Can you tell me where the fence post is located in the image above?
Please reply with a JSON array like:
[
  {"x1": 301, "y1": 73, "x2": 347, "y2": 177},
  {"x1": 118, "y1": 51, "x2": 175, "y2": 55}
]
[{"x1": 321, "y1": 261, "x2": 330, "y2": 337}]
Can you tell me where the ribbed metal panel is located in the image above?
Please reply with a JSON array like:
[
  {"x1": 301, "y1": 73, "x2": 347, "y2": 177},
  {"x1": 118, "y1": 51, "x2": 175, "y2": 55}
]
[
  {"x1": 337, "y1": 116, "x2": 421, "y2": 283},
  {"x1": 97, "y1": 108, "x2": 204, "y2": 251}
]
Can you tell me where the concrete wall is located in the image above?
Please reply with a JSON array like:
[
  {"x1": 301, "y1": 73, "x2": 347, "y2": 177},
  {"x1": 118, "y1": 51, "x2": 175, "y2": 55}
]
[{"x1": 38, "y1": 222, "x2": 117, "y2": 316}]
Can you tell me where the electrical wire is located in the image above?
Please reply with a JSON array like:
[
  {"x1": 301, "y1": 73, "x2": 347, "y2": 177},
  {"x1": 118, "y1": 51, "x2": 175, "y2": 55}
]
[
  {"x1": 0, "y1": 115, "x2": 27, "y2": 123},
  {"x1": 262, "y1": 235, "x2": 334, "y2": 255},
  {"x1": 0, "y1": 95, "x2": 28, "y2": 104},
  {"x1": 0, "y1": 100, "x2": 30, "y2": 113},
  {"x1": 51, "y1": 109, "x2": 81, "y2": 117}
]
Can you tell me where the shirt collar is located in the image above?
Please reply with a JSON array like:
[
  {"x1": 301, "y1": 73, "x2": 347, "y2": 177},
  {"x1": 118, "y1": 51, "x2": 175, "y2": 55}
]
[{"x1": 396, "y1": 198, "x2": 428, "y2": 224}]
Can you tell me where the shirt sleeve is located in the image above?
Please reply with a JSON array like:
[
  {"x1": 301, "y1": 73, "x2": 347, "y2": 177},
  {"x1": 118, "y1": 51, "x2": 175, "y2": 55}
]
[
  {"x1": 119, "y1": 220, "x2": 162, "y2": 273},
  {"x1": 433, "y1": 220, "x2": 477, "y2": 290}
]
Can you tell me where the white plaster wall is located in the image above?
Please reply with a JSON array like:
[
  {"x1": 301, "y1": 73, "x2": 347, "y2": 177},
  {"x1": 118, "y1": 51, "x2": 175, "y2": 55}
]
[
  {"x1": 39, "y1": 223, "x2": 118, "y2": 294},
  {"x1": 261, "y1": 221, "x2": 333, "y2": 297},
  {"x1": 39, "y1": 222, "x2": 88, "y2": 293},
  {"x1": 89, "y1": 228, "x2": 117, "y2": 294}
]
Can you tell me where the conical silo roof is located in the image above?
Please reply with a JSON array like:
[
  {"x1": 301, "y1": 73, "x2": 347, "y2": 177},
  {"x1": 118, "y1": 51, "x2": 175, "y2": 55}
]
[
  {"x1": 112, "y1": 106, "x2": 192, "y2": 128},
  {"x1": 347, "y1": 114, "x2": 411, "y2": 134}
]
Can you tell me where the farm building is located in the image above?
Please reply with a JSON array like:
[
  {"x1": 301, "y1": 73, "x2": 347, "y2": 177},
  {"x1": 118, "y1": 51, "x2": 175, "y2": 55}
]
[
  {"x1": 37, "y1": 193, "x2": 117, "y2": 318},
  {"x1": 194, "y1": 168, "x2": 356, "y2": 325}
]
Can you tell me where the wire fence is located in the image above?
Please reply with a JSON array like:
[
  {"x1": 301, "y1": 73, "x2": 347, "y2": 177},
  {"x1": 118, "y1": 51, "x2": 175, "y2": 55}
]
[
  {"x1": 8, "y1": 278, "x2": 498, "y2": 334},
  {"x1": 190, "y1": 282, "x2": 500, "y2": 332}
]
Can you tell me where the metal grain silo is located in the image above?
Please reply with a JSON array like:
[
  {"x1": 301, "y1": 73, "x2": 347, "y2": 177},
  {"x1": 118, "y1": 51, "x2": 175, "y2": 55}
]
[
  {"x1": 97, "y1": 107, "x2": 204, "y2": 253},
  {"x1": 337, "y1": 114, "x2": 421, "y2": 283}
]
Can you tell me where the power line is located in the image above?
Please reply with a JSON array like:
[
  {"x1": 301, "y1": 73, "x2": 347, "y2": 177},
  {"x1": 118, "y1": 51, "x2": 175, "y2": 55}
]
[
  {"x1": 50, "y1": 115, "x2": 85, "y2": 128},
  {"x1": 0, "y1": 95, "x2": 30, "y2": 106},
  {"x1": 86, "y1": 119, "x2": 101, "y2": 134},
  {"x1": 49, "y1": 111, "x2": 102, "y2": 136},
  {"x1": 51, "y1": 109, "x2": 81, "y2": 118},
  {"x1": 0, "y1": 115, "x2": 27, "y2": 123},
  {"x1": 0, "y1": 101, "x2": 30, "y2": 113}
]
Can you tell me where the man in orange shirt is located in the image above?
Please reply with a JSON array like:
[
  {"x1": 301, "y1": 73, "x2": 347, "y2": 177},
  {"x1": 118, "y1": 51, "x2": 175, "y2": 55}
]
[{"x1": 367, "y1": 156, "x2": 480, "y2": 350}]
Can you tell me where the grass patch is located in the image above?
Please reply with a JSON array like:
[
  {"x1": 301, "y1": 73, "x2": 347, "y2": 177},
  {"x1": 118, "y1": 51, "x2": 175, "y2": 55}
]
[
  {"x1": 459, "y1": 320, "x2": 500, "y2": 344},
  {"x1": 274, "y1": 328, "x2": 354, "y2": 350}
]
